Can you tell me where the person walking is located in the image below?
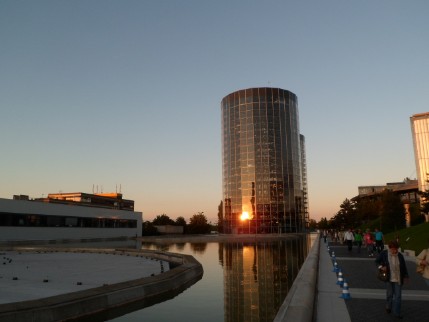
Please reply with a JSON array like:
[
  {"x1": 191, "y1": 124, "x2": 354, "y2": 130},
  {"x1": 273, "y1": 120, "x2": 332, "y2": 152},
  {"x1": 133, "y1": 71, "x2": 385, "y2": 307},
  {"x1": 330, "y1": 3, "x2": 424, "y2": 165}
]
[
  {"x1": 322, "y1": 230, "x2": 328, "y2": 243},
  {"x1": 344, "y1": 228, "x2": 355, "y2": 252},
  {"x1": 364, "y1": 229, "x2": 375, "y2": 257},
  {"x1": 333, "y1": 230, "x2": 339, "y2": 244},
  {"x1": 354, "y1": 229, "x2": 363, "y2": 253},
  {"x1": 416, "y1": 240, "x2": 429, "y2": 287},
  {"x1": 375, "y1": 240, "x2": 409, "y2": 319},
  {"x1": 375, "y1": 228, "x2": 384, "y2": 254},
  {"x1": 339, "y1": 230, "x2": 345, "y2": 245}
]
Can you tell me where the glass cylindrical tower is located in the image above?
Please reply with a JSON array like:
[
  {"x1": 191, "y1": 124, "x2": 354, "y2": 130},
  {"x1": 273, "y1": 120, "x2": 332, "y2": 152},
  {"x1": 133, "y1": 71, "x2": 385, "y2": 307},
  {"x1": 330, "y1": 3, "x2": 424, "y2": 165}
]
[{"x1": 221, "y1": 87, "x2": 306, "y2": 234}]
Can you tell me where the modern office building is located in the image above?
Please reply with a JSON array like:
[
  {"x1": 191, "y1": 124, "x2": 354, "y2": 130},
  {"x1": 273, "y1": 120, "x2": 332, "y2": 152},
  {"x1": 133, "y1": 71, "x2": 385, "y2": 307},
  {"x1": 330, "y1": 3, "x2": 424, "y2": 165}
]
[
  {"x1": 0, "y1": 192, "x2": 142, "y2": 241},
  {"x1": 221, "y1": 87, "x2": 308, "y2": 234},
  {"x1": 411, "y1": 112, "x2": 429, "y2": 193}
]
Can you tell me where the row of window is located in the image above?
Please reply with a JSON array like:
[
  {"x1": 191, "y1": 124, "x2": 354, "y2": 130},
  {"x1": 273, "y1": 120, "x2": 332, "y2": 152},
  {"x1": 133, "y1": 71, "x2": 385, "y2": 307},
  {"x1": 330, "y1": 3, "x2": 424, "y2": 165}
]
[
  {"x1": 221, "y1": 88, "x2": 297, "y2": 106},
  {"x1": 0, "y1": 212, "x2": 137, "y2": 228}
]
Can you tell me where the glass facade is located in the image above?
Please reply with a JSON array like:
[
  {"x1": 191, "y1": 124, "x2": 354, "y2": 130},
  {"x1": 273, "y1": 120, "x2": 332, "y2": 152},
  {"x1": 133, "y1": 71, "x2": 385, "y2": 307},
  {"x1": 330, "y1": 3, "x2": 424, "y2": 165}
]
[
  {"x1": 300, "y1": 134, "x2": 309, "y2": 227},
  {"x1": 411, "y1": 112, "x2": 429, "y2": 192},
  {"x1": 0, "y1": 212, "x2": 137, "y2": 228},
  {"x1": 221, "y1": 88, "x2": 307, "y2": 234}
]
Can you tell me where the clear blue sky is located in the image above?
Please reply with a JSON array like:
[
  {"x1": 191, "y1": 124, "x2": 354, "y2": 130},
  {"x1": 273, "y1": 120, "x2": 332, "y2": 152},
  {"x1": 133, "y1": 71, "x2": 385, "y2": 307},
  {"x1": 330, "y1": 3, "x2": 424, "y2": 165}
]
[{"x1": 1, "y1": 1, "x2": 428, "y2": 223}]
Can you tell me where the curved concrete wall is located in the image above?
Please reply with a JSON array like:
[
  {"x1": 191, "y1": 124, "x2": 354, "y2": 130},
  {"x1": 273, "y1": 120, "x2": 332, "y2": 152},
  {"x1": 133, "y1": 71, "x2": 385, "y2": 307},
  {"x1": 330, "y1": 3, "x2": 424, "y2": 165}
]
[
  {"x1": 274, "y1": 233, "x2": 320, "y2": 322},
  {"x1": 0, "y1": 249, "x2": 203, "y2": 322}
]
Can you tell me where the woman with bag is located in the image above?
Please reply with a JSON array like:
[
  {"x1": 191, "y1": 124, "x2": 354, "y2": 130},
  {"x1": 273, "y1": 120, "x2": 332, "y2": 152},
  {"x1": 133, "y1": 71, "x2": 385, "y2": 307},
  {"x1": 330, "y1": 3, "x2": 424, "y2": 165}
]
[
  {"x1": 416, "y1": 241, "x2": 429, "y2": 286},
  {"x1": 375, "y1": 240, "x2": 409, "y2": 319}
]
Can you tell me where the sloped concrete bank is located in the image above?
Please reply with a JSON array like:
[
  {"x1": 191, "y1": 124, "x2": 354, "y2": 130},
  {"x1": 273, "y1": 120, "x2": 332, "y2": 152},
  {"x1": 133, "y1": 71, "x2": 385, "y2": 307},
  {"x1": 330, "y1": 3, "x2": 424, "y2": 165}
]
[
  {"x1": 0, "y1": 248, "x2": 203, "y2": 322},
  {"x1": 273, "y1": 234, "x2": 320, "y2": 322}
]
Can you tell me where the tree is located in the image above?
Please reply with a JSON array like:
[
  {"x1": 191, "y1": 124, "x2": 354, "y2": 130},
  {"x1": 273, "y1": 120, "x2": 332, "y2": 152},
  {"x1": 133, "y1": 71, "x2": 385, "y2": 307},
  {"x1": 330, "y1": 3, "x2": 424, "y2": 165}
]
[
  {"x1": 188, "y1": 212, "x2": 211, "y2": 234},
  {"x1": 175, "y1": 216, "x2": 187, "y2": 227},
  {"x1": 330, "y1": 198, "x2": 356, "y2": 229},
  {"x1": 142, "y1": 221, "x2": 158, "y2": 236},
  {"x1": 317, "y1": 217, "x2": 329, "y2": 230},
  {"x1": 419, "y1": 175, "x2": 429, "y2": 222},
  {"x1": 152, "y1": 214, "x2": 175, "y2": 226},
  {"x1": 380, "y1": 190, "x2": 406, "y2": 232},
  {"x1": 355, "y1": 198, "x2": 381, "y2": 225},
  {"x1": 410, "y1": 203, "x2": 425, "y2": 226},
  {"x1": 308, "y1": 219, "x2": 317, "y2": 230}
]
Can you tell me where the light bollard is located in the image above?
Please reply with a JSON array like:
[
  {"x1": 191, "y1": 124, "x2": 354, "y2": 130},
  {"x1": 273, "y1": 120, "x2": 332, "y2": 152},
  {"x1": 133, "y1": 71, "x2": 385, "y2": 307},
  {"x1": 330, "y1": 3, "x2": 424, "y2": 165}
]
[
  {"x1": 340, "y1": 279, "x2": 351, "y2": 299},
  {"x1": 336, "y1": 270, "x2": 343, "y2": 285},
  {"x1": 332, "y1": 261, "x2": 340, "y2": 273}
]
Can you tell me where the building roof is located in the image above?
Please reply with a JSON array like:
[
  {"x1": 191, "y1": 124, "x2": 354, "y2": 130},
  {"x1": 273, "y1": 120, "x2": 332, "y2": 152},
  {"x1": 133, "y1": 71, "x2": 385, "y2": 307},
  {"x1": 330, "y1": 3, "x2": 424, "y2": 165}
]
[{"x1": 34, "y1": 192, "x2": 134, "y2": 211}]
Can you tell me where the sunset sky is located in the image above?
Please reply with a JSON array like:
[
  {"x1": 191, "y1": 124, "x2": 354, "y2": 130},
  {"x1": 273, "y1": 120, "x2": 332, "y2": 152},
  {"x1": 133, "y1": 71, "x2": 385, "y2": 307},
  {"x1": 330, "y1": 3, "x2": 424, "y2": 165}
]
[{"x1": 1, "y1": 1, "x2": 428, "y2": 223}]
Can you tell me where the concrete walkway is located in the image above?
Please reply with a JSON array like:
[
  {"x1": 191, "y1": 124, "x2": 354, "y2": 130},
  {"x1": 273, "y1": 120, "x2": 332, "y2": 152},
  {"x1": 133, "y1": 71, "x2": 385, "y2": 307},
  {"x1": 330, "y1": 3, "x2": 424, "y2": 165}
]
[
  {"x1": 317, "y1": 239, "x2": 429, "y2": 322},
  {"x1": 316, "y1": 239, "x2": 351, "y2": 321}
]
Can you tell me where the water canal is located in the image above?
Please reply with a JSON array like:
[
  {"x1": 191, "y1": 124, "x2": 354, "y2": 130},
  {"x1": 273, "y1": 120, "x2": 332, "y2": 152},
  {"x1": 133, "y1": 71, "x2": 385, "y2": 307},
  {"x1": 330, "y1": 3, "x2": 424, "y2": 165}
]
[{"x1": 109, "y1": 234, "x2": 315, "y2": 322}]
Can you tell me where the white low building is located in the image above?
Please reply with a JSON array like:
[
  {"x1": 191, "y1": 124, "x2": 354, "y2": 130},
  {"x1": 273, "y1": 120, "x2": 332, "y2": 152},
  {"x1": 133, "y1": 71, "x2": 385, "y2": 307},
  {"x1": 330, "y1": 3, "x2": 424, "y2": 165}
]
[{"x1": 0, "y1": 193, "x2": 142, "y2": 241}]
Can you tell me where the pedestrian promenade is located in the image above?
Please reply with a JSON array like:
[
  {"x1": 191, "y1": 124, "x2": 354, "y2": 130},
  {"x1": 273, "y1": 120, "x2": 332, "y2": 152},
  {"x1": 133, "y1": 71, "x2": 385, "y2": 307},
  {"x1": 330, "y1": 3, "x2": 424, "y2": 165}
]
[{"x1": 317, "y1": 239, "x2": 429, "y2": 322}]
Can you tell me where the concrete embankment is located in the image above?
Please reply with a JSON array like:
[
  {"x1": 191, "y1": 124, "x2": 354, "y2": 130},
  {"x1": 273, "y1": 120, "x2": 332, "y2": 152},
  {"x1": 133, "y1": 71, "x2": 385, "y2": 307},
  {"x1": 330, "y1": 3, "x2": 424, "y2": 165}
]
[
  {"x1": 274, "y1": 233, "x2": 320, "y2": 322},
  {"x1": 0, "y1": 248, "x2": 203, "y2": 322}
]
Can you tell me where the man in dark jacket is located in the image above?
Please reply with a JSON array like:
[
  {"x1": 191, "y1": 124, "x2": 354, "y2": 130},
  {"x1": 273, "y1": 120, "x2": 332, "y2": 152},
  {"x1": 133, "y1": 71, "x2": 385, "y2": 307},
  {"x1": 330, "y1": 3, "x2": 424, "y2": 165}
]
[{"x1": 375, "y1": 240, "x2": 409, "y2": 319}]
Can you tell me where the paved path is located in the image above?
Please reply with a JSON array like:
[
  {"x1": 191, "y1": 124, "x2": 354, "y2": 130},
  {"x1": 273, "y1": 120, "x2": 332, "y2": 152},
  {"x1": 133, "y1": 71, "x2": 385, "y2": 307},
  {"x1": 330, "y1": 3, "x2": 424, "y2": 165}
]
[{"x1": 317, "y1": 239, "x2": 429, "y2": 322}]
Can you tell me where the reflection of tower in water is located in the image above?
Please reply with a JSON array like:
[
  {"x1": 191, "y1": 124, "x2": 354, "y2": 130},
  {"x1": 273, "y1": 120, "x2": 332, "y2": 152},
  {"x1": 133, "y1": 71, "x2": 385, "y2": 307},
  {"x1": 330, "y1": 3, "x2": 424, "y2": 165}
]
[{"x1": 222, "y1": 238, "x2": 308, "y2": 322}]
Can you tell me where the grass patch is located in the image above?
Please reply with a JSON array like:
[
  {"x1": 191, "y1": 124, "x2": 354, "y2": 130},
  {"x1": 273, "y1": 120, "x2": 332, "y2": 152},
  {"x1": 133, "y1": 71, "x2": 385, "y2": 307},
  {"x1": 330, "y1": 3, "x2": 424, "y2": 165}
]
[{"x1": 384, "y1": 222, "x2": 429, "y2": 254}]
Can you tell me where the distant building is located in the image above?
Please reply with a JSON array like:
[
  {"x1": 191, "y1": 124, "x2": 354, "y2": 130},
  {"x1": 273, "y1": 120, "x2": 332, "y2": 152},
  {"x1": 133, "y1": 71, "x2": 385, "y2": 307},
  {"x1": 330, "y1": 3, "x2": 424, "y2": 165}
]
[
  {"x1": 0, "y1": 192, "x2": 142, "y2": 241},
  {"x1": 357, "y1": 179, "x2": 419, "y2": 204},
  {"x1": 154, "y1": 225, "x2": 184, "y2": 235},
  {"x1": 354, "y1": 178, "x2": 419, "y2": 227},
  {"x1": 221, "y1": 87, "x2": 308, "y2": 234}
]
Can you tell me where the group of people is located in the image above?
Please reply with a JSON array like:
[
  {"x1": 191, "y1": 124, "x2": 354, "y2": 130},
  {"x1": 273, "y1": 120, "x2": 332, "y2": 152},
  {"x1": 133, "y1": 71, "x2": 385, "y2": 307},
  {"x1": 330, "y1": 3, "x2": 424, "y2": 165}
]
[
  {"x1": 322, "y1": 228, "x2": 429, "y2": 319},
  {"x1": 322, "y1": 228, "x2": 385, "y2": 256}
]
